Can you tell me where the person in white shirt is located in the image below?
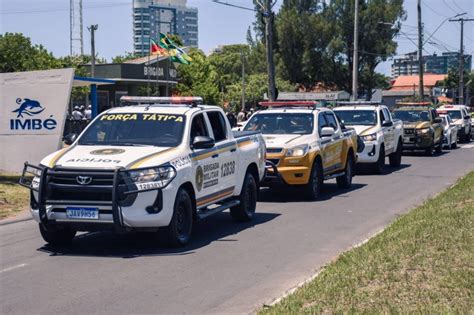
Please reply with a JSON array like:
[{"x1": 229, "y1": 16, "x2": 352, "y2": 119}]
[
  {"x1": 71, "y1": 106, "x2": 83, "y2": 120},
  {"x1": 84, "y1": 105, "x2": 92, "y2": 120}
]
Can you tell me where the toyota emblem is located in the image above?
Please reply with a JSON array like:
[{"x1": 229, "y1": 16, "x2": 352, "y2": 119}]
[{"x1": 76, "y1": 176, "x2": 93, "y2": 185}]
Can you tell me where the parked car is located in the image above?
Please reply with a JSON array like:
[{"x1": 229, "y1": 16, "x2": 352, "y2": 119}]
[
  {"x1": 334, "y1": 102, "x2": 403, "y2": 174},
  {"x1": 439, "y1": 114, "x2": 458, "y2": 149},
  {"x1": 243, "y1": 101, "x2": 358, "y2": 200},
  {"x1": 437, "y1": 105, "x2": 471, "y2": 143},
  {"x1": 392, "y1": 102, "x2": 444, "y2": 156},
  {"x1": 20, "y1": 97, "x2": 266, "y2": 247}
]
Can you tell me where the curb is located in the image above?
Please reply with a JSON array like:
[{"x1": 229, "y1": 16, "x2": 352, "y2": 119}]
[{"x1": 0, "y1": 212, "x2": 33, "y2": 226}]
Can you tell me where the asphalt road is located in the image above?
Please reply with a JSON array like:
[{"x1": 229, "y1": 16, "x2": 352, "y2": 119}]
[{"x1": 1, "y1": 144, "x2": 473, "y2": 314}]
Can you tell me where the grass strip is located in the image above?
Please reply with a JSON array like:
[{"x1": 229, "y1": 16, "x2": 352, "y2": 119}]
[
  {"x1": 0, "y1": 173, "x2": 29, "y2": 219},
  {"x1": 261, "y1": 171, "x2": 474, "y2": 314}
]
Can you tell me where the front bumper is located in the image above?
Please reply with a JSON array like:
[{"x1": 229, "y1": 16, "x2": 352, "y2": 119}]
[
  {"x1": 263, "y1": 160, "x2": 311, "y2": 186},
  {"x1": 402, "y1": 133, "x2": 433, "y2": 150},
  {"x1": 356, "y1": 141, "x2": 379, "y2": 163},
  {"x1": 20, "y1": 163, "x2": 177, "y2": 231}
]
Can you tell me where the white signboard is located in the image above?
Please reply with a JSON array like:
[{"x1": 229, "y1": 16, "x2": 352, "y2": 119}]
[{"x1": 0, "y1": 68, "x2": 74, "y2": 173}]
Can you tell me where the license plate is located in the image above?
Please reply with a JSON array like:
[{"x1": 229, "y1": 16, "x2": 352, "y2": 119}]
[{"x1": 66, "y1": 207, "x2": 99, "y2": 220}]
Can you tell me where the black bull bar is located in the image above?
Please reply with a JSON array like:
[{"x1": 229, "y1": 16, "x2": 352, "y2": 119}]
[{"x1": 19, "y1": 162, "x2": 165, "y2": 232}]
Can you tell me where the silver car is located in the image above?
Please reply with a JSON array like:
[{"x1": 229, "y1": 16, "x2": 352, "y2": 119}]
[{"x1": 440, "y1": 115, "x2": 458, "y2": 149}]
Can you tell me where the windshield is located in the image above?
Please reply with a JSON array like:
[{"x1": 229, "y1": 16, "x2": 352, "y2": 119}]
[
  {"x1": 445, "y1": 110, "x2": 462, "y2": 120},
  {"x1": 335, "y1": 110, "x2": 377, "y2": 126},
  {"x1": 78, "y1": 113, "x2": 186, "y2": 147},
  {"x1": 243, "y1": 113, "x2": 314, "y2": 134},
  {"x1": 393, "y1": 110, "x2": 430, "y2": 122}
]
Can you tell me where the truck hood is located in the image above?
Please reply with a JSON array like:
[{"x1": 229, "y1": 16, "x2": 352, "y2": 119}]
[
  {"x1": 41, "y1": 145, "x2": 176, "y2": 170},
  {"x1": 349, "y1": 125, "x2": 378, "y2": 136},
  {"x1": 403, "y1": 121, "x2": 431, "y2": 129},
  {"x1": 262, "y1": 134, "x2": 310, "y2": 148}
]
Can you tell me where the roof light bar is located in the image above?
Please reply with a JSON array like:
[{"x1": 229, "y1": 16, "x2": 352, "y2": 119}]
[
  {"x1": 336, "y1": 101, "x2": 381, "y2": 106},
  {"x1": 120, "y1": 96, "x2": 203, "y2": 106},
  {"x1": 259, "y1": 101, "x2": 319, "y2": 108},
  {"x1": 395, "y1": 101, "x2": 432, "y2": 106}
]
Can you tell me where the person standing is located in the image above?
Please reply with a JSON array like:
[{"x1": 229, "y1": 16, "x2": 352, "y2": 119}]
[
  {"x1": 237, "y1": 109, "x2": 246, "y2": 122},
  {"x1": 72, "y1": 106, "x2": 83, "y2": 120},
  {"x1": 84, "y1": 105, "x2": 92, "y2": 120}
]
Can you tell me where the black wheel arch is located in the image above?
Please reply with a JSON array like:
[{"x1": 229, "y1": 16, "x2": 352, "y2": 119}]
[{"x1": 179, "y1": 182, "x2": 197, "y2": 220}]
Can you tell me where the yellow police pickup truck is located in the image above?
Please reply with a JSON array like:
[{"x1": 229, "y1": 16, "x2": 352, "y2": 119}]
[
  {"x1": 392, "y1": 102, "x2": 444, "y2": 156},
  {"x1": 242, "y1": 101, "x2": 358, "y2": 200}
]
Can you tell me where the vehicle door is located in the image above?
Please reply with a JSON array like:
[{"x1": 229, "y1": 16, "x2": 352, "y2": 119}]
[
  {"x1": 319, "y1": 111, "x2": 344, "y2": 173},
  {"x1": 381, "y1": 107, "x2": 395, "y2": 154},
  {"x1": 189, "y1": 113, "x2": 218, "y2": 208},
  {"x1": 204, "y1": 110, "x2": 238, "y2": 198}
]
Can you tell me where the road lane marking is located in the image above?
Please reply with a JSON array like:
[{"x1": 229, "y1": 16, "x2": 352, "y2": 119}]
[{"x1": 0, "y1": 263, "x2": 27, "y2": 274}]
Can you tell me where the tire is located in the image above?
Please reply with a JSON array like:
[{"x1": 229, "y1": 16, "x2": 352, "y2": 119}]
[
  {"x1": 389, "y1": 140, "x2": 402, "y2": 167},
  {"x1": 372, "y1": 144, "x2": 385, "y2": 174},
  {"x1": 451, "y1": 140, "x2": 457, "y2": 149},
  {"x1": 230, "y1": 172, "x2": 257, "y2": 222},
  {"x1": 337, "y1": 153, "x2": 354, "y2": 189},
  {"x1": 39, "y1": 223, "x2": 76, "y2": 245},
  {"x1": 435, "y1": 136, "x2": 443, "y2": 153},
  {"x1": 425, "y1": 140, "x2": 434, "y2": 156},
  {"x1": 304, "y1": 159, "x2": 323, "y2": 201},
  {"x1": 160, "y1": 188, "x2": 193, "y2": 247}
]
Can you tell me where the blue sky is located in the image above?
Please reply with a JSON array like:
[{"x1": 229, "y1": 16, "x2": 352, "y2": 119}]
[{"x1": 0, "y1": 0, "x2": 473, "y2": 76}]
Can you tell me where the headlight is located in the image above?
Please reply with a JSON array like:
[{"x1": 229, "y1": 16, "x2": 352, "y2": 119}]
[
  {"x1": 416, "y1": 127, "x2": 431, "y2": 134},
  {"x1": 128, "y1": 166, "x2": 176, "y2": 188},
  {"x1": 286, "y1": 144, "x2": 309, "y2": 157},
  {"x1": 361, "y1": 133, "x2": 377, "y2": 142}
]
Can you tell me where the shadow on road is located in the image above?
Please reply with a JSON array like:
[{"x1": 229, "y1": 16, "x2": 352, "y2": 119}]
[
  {"x1": 356, "y1": 163, "x2": 411, "y2": 176},
  {"x1": 258, "y1": 182, "x2": 366, "y2": 203},
  {"x1": 402, "y1": 150, "x2": 449, "y2": 157},
  {"x1": 37, "y1": 212, "x2": 280, "y2": 259}
]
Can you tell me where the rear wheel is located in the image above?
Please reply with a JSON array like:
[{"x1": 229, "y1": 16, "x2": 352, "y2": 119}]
[
  {"x1": 336, "y1": 153, "x2": 354, "y2": 189},
  {"x1": 389, "y1": 140, "x2": 402, "y2": 167},
  {"x1": 39, "y1": 223, "x2": 76, "y2": 245},
  {"x1": 230, "y1": 172, "x2": 257, "y2": 222},
  {"x1": 372, "y1": 145, "x2": 385, "y2": 174},
  {"x1": 160, "y1": 188, "x2": 193, "y2": 247},
  {"x1": 304, "y1": 159, "x2": 323, "y2": 201}
]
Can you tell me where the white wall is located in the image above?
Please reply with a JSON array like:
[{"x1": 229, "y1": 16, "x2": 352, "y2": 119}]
[{"x1": 0, "y1": 68, "x2": 74, "y2": 173}]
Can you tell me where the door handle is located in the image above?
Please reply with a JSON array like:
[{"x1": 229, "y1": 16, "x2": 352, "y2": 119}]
[
  {"x1": 212, "y1": 154, "x2": 219, "y2": 158},
  {"x1": 230, "y1": 148, "x2": 237, "y2": 152}
]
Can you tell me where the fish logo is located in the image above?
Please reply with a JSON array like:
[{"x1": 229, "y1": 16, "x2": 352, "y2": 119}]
[{"x1": 12, "y1": 98, "x2": 45, "y2": 118}]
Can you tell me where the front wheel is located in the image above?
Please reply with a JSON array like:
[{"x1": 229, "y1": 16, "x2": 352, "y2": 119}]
[
  {"x1": 451, "y1": 139, "x2": 457, "y2": 149},
  {"x1": 336, "y1": 153, "x2": 354, "y2": 189},
  {"x1": 304, "y1": 159, "x2": 323, "y2": 201},
  {"x1": 160, "y1": 188, "x2": 193, "y2": 247},
  {"x1": 230, "y1": 172, "x2": 257, "y2": 222},
  {"x1": 372, "y1": 145, "x2": 385, "y2": 174},
  {"x1": 389, "y1": 140, "x2": 402, "y2": 167},
  {"x1": 39, "y1": 223, "x2": 76, "y2": 245},
  {"x1": 425, "y1": 140, "x2": 435, "y2": 156},
  {"x1": 435, "y1": 136, "x2": 443, "y2": 153}
]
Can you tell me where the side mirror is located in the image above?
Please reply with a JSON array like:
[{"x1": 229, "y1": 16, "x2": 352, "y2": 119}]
[
  {"x1": 382, "y1": 120, "x2": 393, "y2": 127},
  {"x1": 192, "y1": 136, "x2": 215, "y2": 149},
  {"x1": 464, "y1": 115, "x2": 470, "y2": 120},
  {"x1": 320, "y1": 127, "x2": 335, "y2": 138},
  {"x1": 434, "y1": 117, "x2": 442, "y2": 123},
  {"x1": 63, "y1": 133, "x2": 77, "y2": 145}
]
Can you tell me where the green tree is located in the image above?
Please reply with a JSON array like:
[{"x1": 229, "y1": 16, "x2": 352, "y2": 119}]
[
  {"x1": 174, "y1": 48, "x2": 220, "y2": 104},
  {"x1": 0, "y1": 33, "x2": 61, "y2": 72},
  {"x1": 112, "y1": 52, "x2": 139, "y2": 63}
]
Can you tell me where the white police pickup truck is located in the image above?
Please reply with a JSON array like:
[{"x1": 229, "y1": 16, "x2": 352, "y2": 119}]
[
  {"x1": 20, "y1": 97, "x2": 266, "y2": 247},
  {"x1": 334, "y1": 102, "x2": 403, "y2": 174}
]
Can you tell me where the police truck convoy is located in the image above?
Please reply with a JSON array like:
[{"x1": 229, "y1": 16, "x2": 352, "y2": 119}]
[{"x1": 20, "y1": 97, "x2": 266, "y2": 247}]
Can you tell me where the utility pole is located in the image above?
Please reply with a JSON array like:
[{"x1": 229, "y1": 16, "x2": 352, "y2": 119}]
[
  {"x1": 241, "y1": 50, "x2": 246, "y2": 112},
  {"x1": 449, "y1": 17, "x2": 474, "y2": 105},
  {"x1": 88, "y1": 24, "x2": 99, "y2": 117},
  {"x1": 351, "y1": 0, "x2": 359, "y2": 101},
  {"x1": 263, "y1": 0, "x2": 276, "y2": 101},
  {"x1": 417, "y1": 0, "x2": 424, "y2": 101}
]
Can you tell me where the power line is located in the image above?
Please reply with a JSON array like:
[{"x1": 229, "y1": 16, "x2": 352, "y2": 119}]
[
  {"x1": 211, "y1": 0, "x2": 257, "y2": 12},
  {"x1": 442, "y1": 0, "x2": 460, "y2": 15}
]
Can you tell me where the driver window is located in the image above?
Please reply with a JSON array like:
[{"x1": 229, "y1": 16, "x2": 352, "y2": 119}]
[
  {"x1": 318, "y1": 113, "x2": 328, "y2": 134},
  {"x1": 324, "y1": 113, "x2": 339, "y2": 130},
  {"x1": 190, "y1": 114, "x2": 209, "y2": 143}
]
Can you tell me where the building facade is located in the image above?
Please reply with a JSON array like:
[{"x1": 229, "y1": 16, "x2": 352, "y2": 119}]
[
  {"x1": 133, "y1": 0, "x2": 198, "y2": 56},
  {"x1": 391, "y1": 51, "x2": 472, "y2": 78}
]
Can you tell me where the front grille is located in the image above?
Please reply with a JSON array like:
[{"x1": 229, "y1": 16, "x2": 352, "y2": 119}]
[
  {"x1": 46, "y1": 169, "x2": 116, "y2": 202},
  {"x1": 404, "y1": 128, "x2": 415, "y2": 135},
  {"x1": 267, "y1": 148, "x2": 283, "y2": 154}
]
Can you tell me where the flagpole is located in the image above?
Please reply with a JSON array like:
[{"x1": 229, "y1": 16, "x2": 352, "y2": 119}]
[
  {"x1": 166, "y1": 47, "x2": 170, "y2": 97},
  {"x1": 155, "y1": 55, "x2": 159, "y2": 96},
  {"x1": 147, "y1": 38, "x2": 151, "y2": 96}
]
